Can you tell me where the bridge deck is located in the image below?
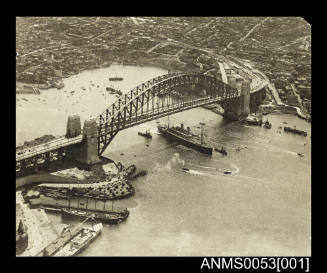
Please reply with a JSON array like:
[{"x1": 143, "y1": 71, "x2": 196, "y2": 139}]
[{"x1": 16, "y1": 135, "x2": 83, "y2": 161}]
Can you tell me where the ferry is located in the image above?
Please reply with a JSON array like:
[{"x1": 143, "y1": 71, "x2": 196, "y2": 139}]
[
  {"x1": 242, "y1": 115, "x2": 262, "y2": 126},
  {"x1": 158, "y1": 120, "x2": 212, "y2": 155},
  {"x1": 53, "y1": 223, "x2": 102, "y2": 257}
]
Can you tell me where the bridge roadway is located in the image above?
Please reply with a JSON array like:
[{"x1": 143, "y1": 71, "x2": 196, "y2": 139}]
[{"x1": 16, "y1": 135, "x2": 83, "y2": 162}]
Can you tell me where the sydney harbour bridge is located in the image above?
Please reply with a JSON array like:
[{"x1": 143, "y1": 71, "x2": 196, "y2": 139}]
[{"x1": 16, "y1": 72, "x2": 267, "y2": 172}]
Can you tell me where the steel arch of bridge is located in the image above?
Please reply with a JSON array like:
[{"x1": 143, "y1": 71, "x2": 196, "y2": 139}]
[{"x1": 96, "y1": 72, "x2": 239, "y2": 155}]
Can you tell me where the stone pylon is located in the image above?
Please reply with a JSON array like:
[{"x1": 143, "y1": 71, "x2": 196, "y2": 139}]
[
  {"x1": 240, "y1": 80, "x2": 251, "y2": 118},
  {"x1": 221, "y1": 78, "x2": 251, "y2": 120},
  {"x1": 66, "y1": 114, "x2": 81, "y2": 138},
  {"x1": 65, "y1": 116, "x2": 101, "y2": 165}
]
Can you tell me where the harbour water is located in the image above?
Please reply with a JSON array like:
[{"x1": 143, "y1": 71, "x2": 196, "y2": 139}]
[{"x1": 16, "y1": 65, "x2": 311, "y2": 256}]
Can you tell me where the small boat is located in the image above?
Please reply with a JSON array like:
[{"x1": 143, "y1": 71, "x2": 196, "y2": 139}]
[
  {"x1": 138, "y1": 130, "x2": 152, "y2": 139},
  {"x1": 120, "y1": 153, "x2": 124, "y2": 156},
  {"x1": 283, "y1": 121, "x2": 288, "y2": 124},
  {"x1": 224, "y1": 171, "x2": 232, "y2": 174},
  {"x1": 297, "y1": 153, "x2": 304, "y2": 157},
  {"x1": 146, "y1": 144, "x2": 149, "y2": 147},
  {"x1": 262, "y1": 111, "x2": 269, "y2": 115},
  {"x1": 182, "y1": 168, "x2": 189, "y2": 172}
]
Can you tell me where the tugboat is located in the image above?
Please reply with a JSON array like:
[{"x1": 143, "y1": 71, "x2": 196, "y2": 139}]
[
  {"x1": 215, "y1": 146, "x2": 227, "y2": 155},
  {"x1": 129, "y1": 170, "x2": 148, "y2": 180},
  {"x1": 138, "y1": 130, "x2": 152, "y2": 139},
  {"x1": 263, "y1": 119, "x2": 272, "y2": 129},
  {"x1": 158, "y1": 118, "x2": 213, "y2": 155}
]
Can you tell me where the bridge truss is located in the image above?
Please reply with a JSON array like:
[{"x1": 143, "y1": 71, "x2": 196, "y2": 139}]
[{"x1": 96, "y1": 73, "x2": 239, "y2": 155}]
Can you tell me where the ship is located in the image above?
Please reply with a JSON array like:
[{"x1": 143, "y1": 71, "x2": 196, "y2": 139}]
[
  {"x1": 138, "y1": 130, "x2": 152, "y2": 138},
  {"x1": 53, "y1": 223, "x2": 102, "y2": 257},
  {"x1": 284, "y1": 126, "x2": 307, "y2": 136},
  {"x1": 61, "y1": 206, "x2": 129, "y2": 225},
  {"x1": 158, "y1": 119, "x2": 213, "y2": 155},
  {"x1": 215, "y1": 146, "x2": 227, "y2": 155}
]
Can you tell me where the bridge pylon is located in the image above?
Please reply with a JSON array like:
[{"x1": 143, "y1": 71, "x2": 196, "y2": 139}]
[
  {"x1": 221, "y1": 79, "x2": 251, "y2": 120},
  {"x1": 65, "y1": 116, "x2": 101, "y2": 165}
]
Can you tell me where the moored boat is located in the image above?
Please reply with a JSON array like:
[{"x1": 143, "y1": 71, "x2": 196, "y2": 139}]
[
  {"x1": 61, "y1": 207, "x2": 129, "y2": 224},
  {"x1": 53, "y1": 223, "x2": 103, "y2": 256}
]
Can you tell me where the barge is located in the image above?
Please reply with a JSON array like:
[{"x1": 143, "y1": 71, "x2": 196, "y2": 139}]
[{"x1": 284, "y1": 126, "x2": 307, "y2": 136}]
